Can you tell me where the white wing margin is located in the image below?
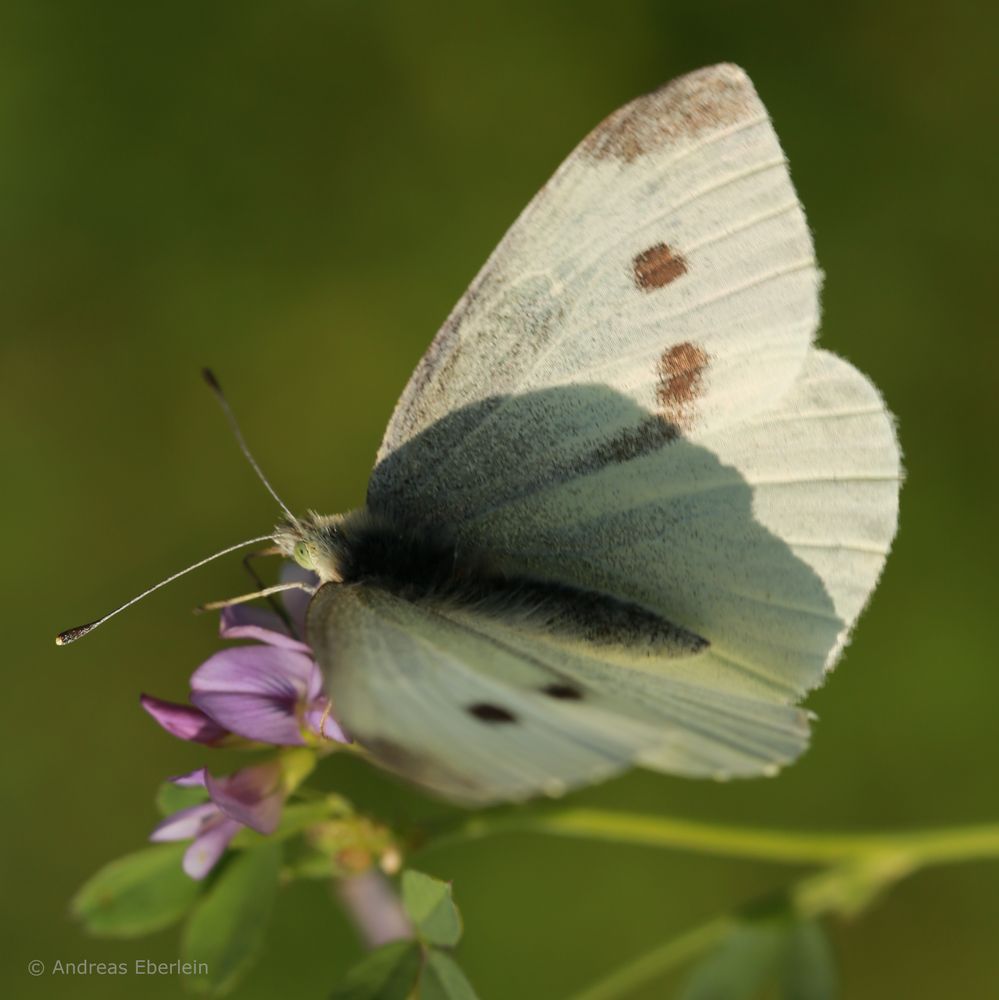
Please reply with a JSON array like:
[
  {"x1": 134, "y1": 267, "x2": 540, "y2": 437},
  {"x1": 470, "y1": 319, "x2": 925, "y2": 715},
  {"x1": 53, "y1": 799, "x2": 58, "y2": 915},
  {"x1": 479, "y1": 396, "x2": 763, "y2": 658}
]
[{"x1": 370, "y1": 64, "x2": 820, "y2": 514}]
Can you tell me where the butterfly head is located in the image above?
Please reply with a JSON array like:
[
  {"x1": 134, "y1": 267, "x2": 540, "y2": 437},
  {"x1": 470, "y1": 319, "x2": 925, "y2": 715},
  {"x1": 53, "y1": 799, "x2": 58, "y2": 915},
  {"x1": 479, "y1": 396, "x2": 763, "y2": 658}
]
[{"x1": 273, "y1": 512, "x2": 346, "y2": 584}]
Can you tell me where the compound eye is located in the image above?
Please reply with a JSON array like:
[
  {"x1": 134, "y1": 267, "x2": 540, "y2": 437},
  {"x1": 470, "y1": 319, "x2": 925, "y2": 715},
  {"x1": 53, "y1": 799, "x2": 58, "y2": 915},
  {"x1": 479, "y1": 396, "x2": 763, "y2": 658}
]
[{"x1": 293, "y1": 541, "x2": 314, "y2": 570}]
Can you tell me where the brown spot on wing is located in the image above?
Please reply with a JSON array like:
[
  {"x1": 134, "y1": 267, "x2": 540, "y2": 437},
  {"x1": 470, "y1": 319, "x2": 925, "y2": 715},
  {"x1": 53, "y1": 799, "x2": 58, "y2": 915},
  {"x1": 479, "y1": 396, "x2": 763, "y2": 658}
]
[
  {"x1": 656, "y1": 342, "x2": 709, "y2": 429},
  {"x1": 582, "y1": 64, "x2": 759, "y2": 164},
  {"x1": 633, "y1": 243, "x2": 687, "y2": 290}
]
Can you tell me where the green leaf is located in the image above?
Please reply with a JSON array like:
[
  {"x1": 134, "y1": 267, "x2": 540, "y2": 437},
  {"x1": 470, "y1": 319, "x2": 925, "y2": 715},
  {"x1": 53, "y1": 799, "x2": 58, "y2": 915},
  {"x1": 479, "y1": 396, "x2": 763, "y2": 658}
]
[
  {"x1": 329, "y1": 939, "x2": 422, "y2": 1000},
  {"x1": 71, "y1": 843, "x2": 201, "y2": 938},
  {"x1": 781, "y1": 921, "x2": 837, "y2": 1000},
  {"x1": 181, "y1": 841, "x2": 282, "y2": 995},
  {"x1": 678, "y1": 919, "x2": 790, "y2": 1000},
  {"x1": 156, "y1": 780, "x2": 209, "y2": 816},
  {"x1": 401, "y1": 870, "x2": 462, "y2": 947},
  {"x1": 419, "y1": 948, "x2": 480, "y2": 1000}
]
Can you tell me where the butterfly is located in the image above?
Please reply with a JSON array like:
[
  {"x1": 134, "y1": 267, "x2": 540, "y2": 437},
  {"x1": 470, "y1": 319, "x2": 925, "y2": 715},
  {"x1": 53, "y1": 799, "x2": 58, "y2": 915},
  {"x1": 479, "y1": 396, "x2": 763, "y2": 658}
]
[{"x1": 256, "y1": 65, "x2": 901, "y2": 805}]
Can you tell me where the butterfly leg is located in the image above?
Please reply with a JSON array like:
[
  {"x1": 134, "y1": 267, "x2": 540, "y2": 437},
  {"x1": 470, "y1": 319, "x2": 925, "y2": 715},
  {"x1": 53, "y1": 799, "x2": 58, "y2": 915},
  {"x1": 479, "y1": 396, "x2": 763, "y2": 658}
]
[{"x1": 194, "y1": 580, "x2": 316, "y2": 613}]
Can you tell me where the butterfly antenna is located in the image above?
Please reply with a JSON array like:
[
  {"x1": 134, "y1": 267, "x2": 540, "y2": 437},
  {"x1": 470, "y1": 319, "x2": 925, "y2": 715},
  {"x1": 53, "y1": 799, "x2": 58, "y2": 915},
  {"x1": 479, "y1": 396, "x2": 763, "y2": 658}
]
[
  {"x1": 55, "y1": 534, "x2": 275, "y2": 645},
  {"x1": 202, "y1": 368, "x2": 298, "y2": 524}
]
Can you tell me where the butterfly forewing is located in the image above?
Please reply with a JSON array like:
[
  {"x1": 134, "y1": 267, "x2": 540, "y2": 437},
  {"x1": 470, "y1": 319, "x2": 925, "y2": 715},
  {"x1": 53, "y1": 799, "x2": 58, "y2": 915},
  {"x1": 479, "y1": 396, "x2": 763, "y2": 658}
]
[{"x1": 370, "y1": 63, "x2": 820, "y2": 520}]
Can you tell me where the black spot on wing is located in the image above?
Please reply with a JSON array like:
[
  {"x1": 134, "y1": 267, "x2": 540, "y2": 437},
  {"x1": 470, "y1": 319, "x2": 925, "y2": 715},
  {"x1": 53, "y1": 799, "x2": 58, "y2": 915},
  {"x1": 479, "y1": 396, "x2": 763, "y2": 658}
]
[
  {"x1": 468, "y1": 703, "x2": 518, "y2": 724},
  {"x1": 542, "y1": 683, "x2": 584, "y2": 701},
  {"x1": 581, "y1": 415, "x2": 678, "y2": 470}
]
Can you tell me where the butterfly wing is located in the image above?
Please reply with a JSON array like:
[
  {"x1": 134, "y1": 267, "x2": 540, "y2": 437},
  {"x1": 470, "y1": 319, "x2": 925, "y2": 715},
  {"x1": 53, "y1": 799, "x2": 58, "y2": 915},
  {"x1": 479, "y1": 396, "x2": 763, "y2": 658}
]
[
  {"x1": 370, "y1": 63, "x2": 821, "y2": 520},
  {"x1": 453, "y1": 349, "x2": 901, "y2": 703},
  {"x1": 308, "y1": 583, "x2": 811, "y2": 805},
  {"x1": 315, "y1": 64, "x2": 900, "y2": 801},
  {"x1": 349, "y1": 350, "x2": 898, "y2": 794}
]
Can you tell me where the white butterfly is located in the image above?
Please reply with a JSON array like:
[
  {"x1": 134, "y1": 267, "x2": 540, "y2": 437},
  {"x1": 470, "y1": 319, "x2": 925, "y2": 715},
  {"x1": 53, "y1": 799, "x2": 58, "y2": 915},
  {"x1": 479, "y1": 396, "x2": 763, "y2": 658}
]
[{"x1": 276, "y1": 64, "x2": 901, "y2": 806}]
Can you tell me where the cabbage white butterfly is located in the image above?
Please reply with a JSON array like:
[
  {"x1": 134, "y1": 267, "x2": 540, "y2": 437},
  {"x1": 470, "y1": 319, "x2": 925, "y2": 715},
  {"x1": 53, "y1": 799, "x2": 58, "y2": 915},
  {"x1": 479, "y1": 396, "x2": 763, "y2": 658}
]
[
  {"x1": 274, "y1": 64, "x2": 901, "y2": 804},
  {"x1": 63, "y1": 65, "x2": 901, "y2": 807}
]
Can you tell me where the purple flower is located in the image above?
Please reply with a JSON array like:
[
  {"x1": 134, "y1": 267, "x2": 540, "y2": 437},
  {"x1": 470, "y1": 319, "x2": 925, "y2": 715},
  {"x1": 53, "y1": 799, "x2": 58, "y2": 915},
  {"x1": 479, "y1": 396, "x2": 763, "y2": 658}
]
[
  {"x1": 139, "y1": 695, "x2": 232, "y2": 746},
  {"x1": 151, "y1": 763, "x2": 285, "y2": 879},
  {"x1": 143, "y1": 567, "x2": 345, "y2": 877},
  {"x1": 141, "y1": 574, "x2": 347, "y2": 748}
]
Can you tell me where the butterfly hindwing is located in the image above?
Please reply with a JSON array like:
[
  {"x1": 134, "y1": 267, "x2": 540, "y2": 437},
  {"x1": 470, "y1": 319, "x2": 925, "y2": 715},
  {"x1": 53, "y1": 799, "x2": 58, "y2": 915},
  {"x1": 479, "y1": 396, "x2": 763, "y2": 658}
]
[
  {"x1": 307, "y1": 583, "x2": 667, "y2": 805},
  {"x1": 308, "y1": 583, "x2": 813, "y2": 804}
]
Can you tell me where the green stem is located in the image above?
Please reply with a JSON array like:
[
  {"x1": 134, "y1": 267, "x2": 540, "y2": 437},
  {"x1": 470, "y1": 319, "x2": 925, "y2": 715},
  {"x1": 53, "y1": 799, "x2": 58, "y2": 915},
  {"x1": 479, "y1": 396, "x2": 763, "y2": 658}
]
[
  {"x1": 568, "y1": 915, "x2": 734, "y2": 1000},
  {"x1": 419, "y1": 809, "x2": 999, "y2": 999},
  {"x1": 423, "y1": 807, "x2": 999, "y2": 869},
  {"x1": 565, "y1": 852, "x2": 929, "y2": 1000}
]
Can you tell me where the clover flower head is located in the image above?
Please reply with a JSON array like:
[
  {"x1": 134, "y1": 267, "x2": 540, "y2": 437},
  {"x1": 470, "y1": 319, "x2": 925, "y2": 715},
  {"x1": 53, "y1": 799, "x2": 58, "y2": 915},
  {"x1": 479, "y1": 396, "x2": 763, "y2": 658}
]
[{"x1": 143, "y1": 568, "x2": 346, "y2": 877}]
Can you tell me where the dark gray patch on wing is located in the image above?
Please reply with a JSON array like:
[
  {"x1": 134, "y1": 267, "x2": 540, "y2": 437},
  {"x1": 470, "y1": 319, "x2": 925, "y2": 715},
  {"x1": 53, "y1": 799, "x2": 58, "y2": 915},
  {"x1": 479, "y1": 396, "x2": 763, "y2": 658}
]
[
  {"x1": 332, "y1": 512, "x2": 708, "y2": 659},
  {"x1": 370, "y1": 385, "x2": 686, "y2": 533},
  {"x1": 363, "y1": 382, "x2": 841, "y2": 690},
  {"x1": 581, "y1": 415, "x2": 679, "y2": 470},
  {"x1": 581, "y1": 65, "x2": 758, "y2": 164},
  {"x1": 502, "y1": 577, "x2": 707, "y2": 656}
]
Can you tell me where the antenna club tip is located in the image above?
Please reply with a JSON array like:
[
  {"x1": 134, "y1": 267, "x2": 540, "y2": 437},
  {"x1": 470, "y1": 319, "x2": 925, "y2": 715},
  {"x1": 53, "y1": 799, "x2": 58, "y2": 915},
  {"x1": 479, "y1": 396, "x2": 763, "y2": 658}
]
[
  {"x1": 201, "y1": 368, "x2": 222, "y2": 391},
  {"x1": 55, "y1": 622, "x2": 98, "y2": 646}
]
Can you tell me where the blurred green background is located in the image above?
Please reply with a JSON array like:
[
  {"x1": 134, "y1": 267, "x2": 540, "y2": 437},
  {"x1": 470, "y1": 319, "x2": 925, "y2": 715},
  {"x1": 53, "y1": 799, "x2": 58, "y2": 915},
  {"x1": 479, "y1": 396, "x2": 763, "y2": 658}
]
[{"x1": 4, "y1": 0, "x2": 997, "y2": 996}]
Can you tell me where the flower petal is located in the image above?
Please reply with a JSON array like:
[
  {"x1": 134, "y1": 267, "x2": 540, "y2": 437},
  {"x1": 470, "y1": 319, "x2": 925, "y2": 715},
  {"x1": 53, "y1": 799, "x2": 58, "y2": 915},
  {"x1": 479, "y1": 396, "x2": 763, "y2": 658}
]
[
  {"x1": 183, "y1": 817, "x2": 242, "y2": 879},
  {"x1": 204, "y1": 763, "x2": 284, "y2": 835},
  {"x1": 219, "y1": 604, "x2": 310, "y2": 652},
  {"x1": 190, "y1": 645, "x2": 317, "y2": 744},
  {"x1": 140, "y1": 694, "x2": 230, "y2": 744},
  {"x1": 192, "y1": 645, "x2": 314, "y2": 699},
  {"x1": 170, "y1": 767, "x2": 208, "y2": 789},
  {"x1": 150, "y1": 801, "x2": 218, "y2": 842},
  {"x1": 191, "y1": 691, "x2": 304, "y2": 745},
  {"x1": 280, "y1": 563, "x2": 319, "y2": 635},
  {"x1": 305, "y1": 661, "x2": 324, "y2": 702},
  {"x1": 303, "y1": 698, "x2": 349, "y2": 744}
]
